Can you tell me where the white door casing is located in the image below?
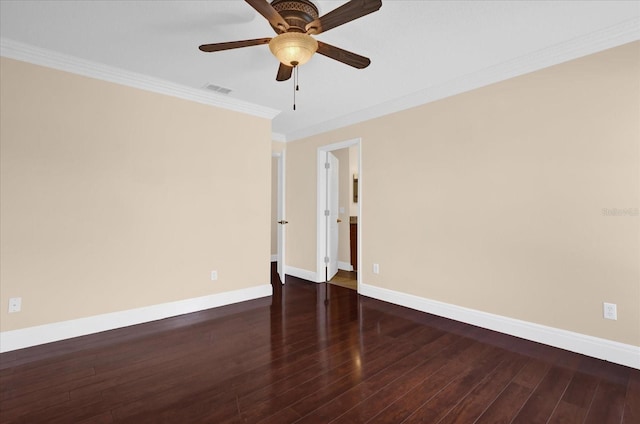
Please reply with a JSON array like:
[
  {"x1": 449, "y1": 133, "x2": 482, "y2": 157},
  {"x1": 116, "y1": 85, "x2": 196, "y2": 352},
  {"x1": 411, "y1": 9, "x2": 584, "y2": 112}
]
[{"x1": 317, "y1": 138, "x2": 361, "y2": 286}]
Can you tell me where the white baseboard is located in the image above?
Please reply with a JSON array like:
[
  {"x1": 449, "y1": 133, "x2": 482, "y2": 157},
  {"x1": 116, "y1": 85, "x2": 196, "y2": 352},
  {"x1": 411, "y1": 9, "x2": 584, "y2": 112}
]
[
  {"x1": 359, "y1": 283, "x2": 640, "y2": 370},
  {"x1": 338, "y1": 261, "x2": 354, "y2": 272},
  {"x1": 284, "y1": 264, "x2": 354, "y2": 283},
  {"x1": 270, "y1": 254, "x2": 278, "y2": 262},
  {"x1": 284, "y1": 265, "x2": 322, "y2": 283},
  {"x1": 0, "y1": 284, "x2": 272, "y2": 353}
]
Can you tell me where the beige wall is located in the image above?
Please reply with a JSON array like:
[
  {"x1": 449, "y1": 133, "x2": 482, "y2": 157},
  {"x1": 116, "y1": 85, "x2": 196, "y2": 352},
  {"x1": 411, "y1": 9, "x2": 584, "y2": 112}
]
[
  {"x1": 0, "y1": 58, "x2": 272, "y2": 332},
  {"x1": 284, "y1": 42, "x2": 640, "y2": 346},
  {"x1": 271, "y1": 141, "x2": 286, "y2": 153}
]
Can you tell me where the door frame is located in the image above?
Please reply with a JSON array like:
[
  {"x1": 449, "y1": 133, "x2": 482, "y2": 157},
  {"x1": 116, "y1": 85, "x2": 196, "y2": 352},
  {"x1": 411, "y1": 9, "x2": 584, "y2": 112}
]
[
  {"x1": 316, "y1": 138, "x2": 361, "y2": 287},
  {"x1": 273, "y1": 151, "x2": 286, "y2": 284}
]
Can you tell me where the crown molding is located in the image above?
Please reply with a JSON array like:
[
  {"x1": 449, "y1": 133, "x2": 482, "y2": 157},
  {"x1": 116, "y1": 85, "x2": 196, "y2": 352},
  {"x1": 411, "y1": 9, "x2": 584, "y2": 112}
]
[
  {"x1": 0, "y1": 38, "x2": 281, "y2": 120},
  {"x1": 3, "y1": 16, "x2": 638, "y2": 142},
  {"x1": 285, "y1": 18, "x2": 640, "y2": 142},
  {"x1": 271, "y1": 132, "x2": 287, "y2": 143}
]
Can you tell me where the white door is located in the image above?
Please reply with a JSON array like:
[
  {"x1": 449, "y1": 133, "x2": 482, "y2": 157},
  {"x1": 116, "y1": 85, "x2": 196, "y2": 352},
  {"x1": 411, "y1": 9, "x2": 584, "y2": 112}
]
[
  {"x1": 276, "y1": 152, "x2": 286, "y2": 284},
  {"x1": 326, "y1": 152, "x2": 339, "y2": 280}
]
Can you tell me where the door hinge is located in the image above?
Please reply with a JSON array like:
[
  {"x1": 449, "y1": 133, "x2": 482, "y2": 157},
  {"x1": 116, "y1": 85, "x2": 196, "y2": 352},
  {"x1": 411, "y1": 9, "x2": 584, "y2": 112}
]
[
  {"x1": 324, "y1": 256, "x2": 330, "y2": 264},
  {"x1": 325, "y1": 162, "x2": 330, "y2": 169},
  {"x1": 324, "y1": 209, "x2": 330, "y2": 216}
]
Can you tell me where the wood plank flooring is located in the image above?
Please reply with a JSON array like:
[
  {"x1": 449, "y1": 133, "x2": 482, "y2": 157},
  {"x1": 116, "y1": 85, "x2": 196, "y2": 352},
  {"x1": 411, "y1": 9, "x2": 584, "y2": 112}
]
[
  {"x1": 1, "y1": 264, "x2": 638, "y2": 423},
  {"x1": 329, "y1": 270, "x2": 358, "y2": 291}
]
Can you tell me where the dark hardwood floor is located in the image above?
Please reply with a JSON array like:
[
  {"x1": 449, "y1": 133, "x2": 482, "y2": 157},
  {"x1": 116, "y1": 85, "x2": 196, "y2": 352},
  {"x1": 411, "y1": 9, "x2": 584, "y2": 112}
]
[{"x1": 1, "y1": 264, "x2": 638, "y2": 423}]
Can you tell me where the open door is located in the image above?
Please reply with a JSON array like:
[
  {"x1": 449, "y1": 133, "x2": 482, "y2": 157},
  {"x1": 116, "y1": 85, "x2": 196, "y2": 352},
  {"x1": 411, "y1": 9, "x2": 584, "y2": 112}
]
[
  {"x1": 274, "y1": 151, "x2": 286, "y2": 284},
  {"x1": 326, "y1": 151, "x2": 339, "y2": 280},
  {"x1": 317, "y1": 139, "x2": 360, "y2": 287}
]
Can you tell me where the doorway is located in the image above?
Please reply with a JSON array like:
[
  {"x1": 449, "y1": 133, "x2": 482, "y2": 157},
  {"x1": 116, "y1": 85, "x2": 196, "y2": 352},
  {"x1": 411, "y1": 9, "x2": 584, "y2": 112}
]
[
  {"x1": 316, "y1": 139, "x2": 361, "y2": 290},
  {"x1": 272, "y1": 151, "x2": 286, "y2": 284}
]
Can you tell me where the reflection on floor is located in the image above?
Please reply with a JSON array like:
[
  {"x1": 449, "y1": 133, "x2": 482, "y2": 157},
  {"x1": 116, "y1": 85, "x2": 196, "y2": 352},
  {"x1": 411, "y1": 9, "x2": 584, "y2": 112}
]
[{"x1": 329, "y1": 269, "x2": 357, "y2": 290}]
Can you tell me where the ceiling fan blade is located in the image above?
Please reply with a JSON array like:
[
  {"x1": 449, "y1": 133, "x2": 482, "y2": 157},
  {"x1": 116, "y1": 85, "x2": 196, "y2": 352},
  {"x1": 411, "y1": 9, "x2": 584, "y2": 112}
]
[
  {"x1": 316, "y1": 41, "x2": 371, "y2": 69},
  {"x1": 276, "y1": 63, "x2": 293, "y2": 81},
  {"x1": 245, "y1": 0, "x2": 289, "y2": 32},
  {"x1": 199, "y1": 38, "x2": 271, "y2": 52},
  {"x1": 305, "y1": 0, "x2": 382, "y2": 35}
]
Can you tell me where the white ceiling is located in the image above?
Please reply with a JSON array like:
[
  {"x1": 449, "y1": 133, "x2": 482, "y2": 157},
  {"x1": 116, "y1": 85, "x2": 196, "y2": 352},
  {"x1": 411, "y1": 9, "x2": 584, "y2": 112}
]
[{"x1": 1, "y1": 1, "x2": 639, "y2": 141}]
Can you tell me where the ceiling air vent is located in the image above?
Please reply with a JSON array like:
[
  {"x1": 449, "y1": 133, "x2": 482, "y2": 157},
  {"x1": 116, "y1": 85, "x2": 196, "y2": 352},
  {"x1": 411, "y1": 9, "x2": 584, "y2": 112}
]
[{"x1": 203, "y1": 83, "x2": 232, "y2": 95}]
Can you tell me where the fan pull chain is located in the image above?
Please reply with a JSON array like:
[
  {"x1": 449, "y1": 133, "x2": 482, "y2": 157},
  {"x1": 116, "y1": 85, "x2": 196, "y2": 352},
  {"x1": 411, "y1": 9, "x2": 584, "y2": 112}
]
[{"x1": 293, "y1": 65, "x2": 300, "y2": 111}]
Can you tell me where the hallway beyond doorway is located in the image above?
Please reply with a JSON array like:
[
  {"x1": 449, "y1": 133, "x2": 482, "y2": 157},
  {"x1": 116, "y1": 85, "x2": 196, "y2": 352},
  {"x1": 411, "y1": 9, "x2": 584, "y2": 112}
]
[{"x1": 329, "y1": 270, "x2": 357, "y2": 291}]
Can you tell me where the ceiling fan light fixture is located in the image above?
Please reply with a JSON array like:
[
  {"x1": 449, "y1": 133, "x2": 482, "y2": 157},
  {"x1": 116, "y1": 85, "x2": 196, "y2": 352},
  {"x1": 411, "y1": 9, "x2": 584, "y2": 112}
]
[{"x1": 269, "y1": 32, "x2": 318, "y2": 67}]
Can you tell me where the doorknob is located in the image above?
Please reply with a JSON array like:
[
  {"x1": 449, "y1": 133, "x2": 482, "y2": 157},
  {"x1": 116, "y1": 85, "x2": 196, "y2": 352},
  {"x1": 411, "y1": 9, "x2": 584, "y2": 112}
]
[
  {"x1": 277, "y1": 220, "x2": 289, "y2": 225},
  {"x1": 337, "y1": 218, "x2": 342, "y2": 223}
]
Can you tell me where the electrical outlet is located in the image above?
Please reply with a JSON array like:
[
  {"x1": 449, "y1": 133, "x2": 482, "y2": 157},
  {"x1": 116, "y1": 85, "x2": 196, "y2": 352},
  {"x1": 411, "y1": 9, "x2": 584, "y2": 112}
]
[
  {"x1": 373, "y1": 263, "x2": 379, "y2": 274},
  {"x1": 210, "y1": 270, "x2": 218, "y2": 281},
  {"x1": 603, "y1": 302, "x2": 617, "y2": 320},
  {"x1": 8, "y1": 297, "x2": 21, "y2": 313}
]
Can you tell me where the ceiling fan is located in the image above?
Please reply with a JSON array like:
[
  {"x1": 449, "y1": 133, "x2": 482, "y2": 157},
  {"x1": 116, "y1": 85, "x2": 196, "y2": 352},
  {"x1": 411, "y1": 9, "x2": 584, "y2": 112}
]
[{"x1": 199, "y1": 0, "x2": 382, "y2": 82}]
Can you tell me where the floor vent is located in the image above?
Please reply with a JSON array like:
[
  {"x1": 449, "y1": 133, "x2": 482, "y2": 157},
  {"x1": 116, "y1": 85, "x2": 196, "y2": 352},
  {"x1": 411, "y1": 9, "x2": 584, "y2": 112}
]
[{"x1": 203, "y1": 83, "x2": 232, "y2": 95}]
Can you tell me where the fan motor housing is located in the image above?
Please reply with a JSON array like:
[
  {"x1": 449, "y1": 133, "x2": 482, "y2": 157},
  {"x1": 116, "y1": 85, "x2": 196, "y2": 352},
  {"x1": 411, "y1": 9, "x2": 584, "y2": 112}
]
[{"x1": 270, "y1": 0, "x2": 319, "y2": 33}]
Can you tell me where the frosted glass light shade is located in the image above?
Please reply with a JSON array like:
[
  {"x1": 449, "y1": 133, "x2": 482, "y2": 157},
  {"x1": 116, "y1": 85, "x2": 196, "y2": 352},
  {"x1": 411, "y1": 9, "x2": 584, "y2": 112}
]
[{"x1": 269, "y1": 33, "x2": 318, "y2": 66}]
